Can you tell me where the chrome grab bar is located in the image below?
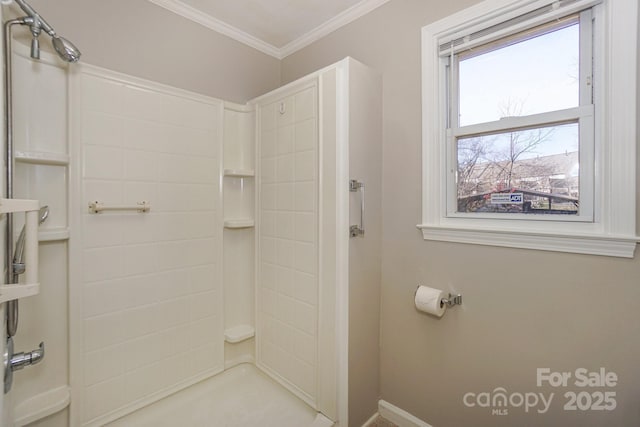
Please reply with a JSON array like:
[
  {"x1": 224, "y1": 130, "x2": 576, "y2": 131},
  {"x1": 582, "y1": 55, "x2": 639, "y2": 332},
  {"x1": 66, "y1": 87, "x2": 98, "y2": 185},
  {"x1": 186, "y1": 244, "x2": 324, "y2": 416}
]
[
  {"x1": 349, "y1": 179, "x2": 365, "y2": 237},
  {"x1": 88, "y1": 200, "x2": 150, "y2": 214}
]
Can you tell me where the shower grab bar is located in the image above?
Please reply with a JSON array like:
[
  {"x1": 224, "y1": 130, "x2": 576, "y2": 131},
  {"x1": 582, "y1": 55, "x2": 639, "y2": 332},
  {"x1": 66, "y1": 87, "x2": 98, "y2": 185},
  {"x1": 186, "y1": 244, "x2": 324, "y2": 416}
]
[
  {"x1": 88, "y1": 200, "x2": 150, "y2": 214},
  {"x1": 349, "y1": 179, "x2": 365, "y2": 237}
]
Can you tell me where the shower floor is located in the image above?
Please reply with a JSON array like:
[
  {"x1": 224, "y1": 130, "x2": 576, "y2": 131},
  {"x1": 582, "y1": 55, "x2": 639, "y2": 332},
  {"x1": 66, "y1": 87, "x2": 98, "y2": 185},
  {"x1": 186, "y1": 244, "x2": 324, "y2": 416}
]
[{"x1": 107, "y1": 363, "x2": 320, "y2": 427}]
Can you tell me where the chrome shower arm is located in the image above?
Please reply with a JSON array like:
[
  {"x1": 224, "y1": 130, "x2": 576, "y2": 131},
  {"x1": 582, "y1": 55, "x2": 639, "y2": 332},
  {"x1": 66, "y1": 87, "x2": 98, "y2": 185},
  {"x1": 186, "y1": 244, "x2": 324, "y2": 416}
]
[
  {"x1": 6, "y1": 0, "x2": 81, "y2": 62},
  {"x1": 12, "y1": 0, "x2": 56, "y2": 36}
]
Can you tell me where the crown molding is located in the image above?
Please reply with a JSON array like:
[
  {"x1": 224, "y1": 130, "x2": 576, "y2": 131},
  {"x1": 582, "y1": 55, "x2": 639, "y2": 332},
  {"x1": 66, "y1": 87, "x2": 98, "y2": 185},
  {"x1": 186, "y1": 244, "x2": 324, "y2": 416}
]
[
  {"x1": 147, "y1": 0, "x2": 281, "y2": 58},
  {"x1": 279, "y1": 0, "x2": 391, "y2": 58},
  {"x1": 147, "y1": 0, "x2": 391, "y2": 59}
]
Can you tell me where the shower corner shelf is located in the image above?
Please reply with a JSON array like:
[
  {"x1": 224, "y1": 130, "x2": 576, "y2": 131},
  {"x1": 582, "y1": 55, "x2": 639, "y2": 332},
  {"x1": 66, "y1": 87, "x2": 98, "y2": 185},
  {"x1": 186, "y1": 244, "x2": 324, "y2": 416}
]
[
  {"x1": 0, "y1": 283, "x2": 39, "y2": 304},
  {"x1": 39, "y1": 227, "x2": 70, "y2": 242},
  {"x1": 15, "y1": 150, "x2": 70, "y2": 166},
  {"x1": 13, "y1": 384, "x2": 70, "y2": 427},
  {"x1": 224, "y1": 219, "x2": 254, "y2": 229},
  {"x1": 224, "y1": 169, "x2": 255, "y2": 178},
  {"x1": 224, "y1": 325, "x2": 255, "y2": 344},
  {"x1": 0, "y1": 197, "x2": 41, "y2": 303}
]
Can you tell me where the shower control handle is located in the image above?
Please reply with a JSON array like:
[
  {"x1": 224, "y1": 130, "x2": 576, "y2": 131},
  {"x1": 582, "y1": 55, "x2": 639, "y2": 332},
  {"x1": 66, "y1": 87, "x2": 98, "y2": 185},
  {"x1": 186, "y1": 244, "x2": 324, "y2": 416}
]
[
  {"x1": 10, "y1": 341, "x2": 44, "y2": 371},
  {"x1": 4, "y1": 337, "x2": 45, "y2": 394}
]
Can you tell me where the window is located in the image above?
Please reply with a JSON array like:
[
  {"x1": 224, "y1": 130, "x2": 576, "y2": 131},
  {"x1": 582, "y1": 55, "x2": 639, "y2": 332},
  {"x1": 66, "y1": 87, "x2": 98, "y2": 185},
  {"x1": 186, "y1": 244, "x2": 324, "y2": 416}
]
[
  {"x1": 420, "y1": 0, "x2": 638, "y2": 257},
  {"x1": 452, "y1": 13, "x2": 590, "y2": 218}
]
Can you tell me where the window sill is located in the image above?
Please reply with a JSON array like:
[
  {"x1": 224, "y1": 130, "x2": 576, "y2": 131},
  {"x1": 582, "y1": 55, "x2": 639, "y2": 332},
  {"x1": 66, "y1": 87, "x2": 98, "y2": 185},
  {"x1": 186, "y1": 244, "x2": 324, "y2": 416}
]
[{"x1": 417, "y1": 224, "x2": 638, "y2": 258}]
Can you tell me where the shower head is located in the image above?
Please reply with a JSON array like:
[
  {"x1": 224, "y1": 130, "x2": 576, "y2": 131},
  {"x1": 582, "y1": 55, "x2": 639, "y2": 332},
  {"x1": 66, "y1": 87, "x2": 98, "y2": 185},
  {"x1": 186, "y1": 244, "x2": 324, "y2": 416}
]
[
  {"x1": 12, "y1": 0, "x2": 81, "y2": 62},
  {"x1": 52, "y1": 35, "x2": 80, "y2": 63}
]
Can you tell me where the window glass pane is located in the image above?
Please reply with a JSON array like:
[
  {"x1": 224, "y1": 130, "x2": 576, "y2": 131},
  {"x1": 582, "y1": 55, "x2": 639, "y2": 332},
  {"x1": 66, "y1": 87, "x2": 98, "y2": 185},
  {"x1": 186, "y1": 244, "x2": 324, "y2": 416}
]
[
  {"x1": 458, "y1": 23, "x2": 579, "y2": 127},
  {"x1": 456, "y1": 122, "x2": 579, "y2": 214}
]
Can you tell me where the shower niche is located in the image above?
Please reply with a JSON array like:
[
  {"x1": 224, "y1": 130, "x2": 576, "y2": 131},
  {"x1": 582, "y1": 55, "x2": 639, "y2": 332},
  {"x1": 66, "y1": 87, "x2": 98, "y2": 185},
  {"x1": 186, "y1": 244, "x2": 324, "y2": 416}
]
[
  {"x1": 223, "y1": 103, "x2": 255, "y2": 229},
  {"x1": 222, "y1": 102, "x2": 257, "y2": 367}
]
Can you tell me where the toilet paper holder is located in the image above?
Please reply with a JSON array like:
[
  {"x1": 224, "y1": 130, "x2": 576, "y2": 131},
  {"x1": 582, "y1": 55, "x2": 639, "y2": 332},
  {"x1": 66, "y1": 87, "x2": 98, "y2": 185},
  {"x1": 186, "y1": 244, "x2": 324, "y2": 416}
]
[
  {"x1": 441, "y1": 293, "x2": 462, "y2": 308},
  {"x1": 414, "y1": 286, "x2": 462, "y2": 311}
]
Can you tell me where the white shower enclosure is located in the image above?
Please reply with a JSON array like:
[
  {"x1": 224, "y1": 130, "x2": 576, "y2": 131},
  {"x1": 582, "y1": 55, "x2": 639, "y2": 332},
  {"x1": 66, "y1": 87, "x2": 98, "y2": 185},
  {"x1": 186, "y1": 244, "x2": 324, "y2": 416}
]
[
  {"x1": 6, "y1": 55, "x2": 381, "y2": 427},
  {"x1": 251, "y1": 61, "x2": 382, "y2": 426}
]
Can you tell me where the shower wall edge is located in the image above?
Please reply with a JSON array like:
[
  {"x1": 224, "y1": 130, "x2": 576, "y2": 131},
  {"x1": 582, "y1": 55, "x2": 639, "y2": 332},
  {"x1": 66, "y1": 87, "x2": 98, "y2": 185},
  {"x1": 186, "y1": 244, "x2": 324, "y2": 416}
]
[{"x1": 67, "y1": 59, "x2": 84, "y2": 427}]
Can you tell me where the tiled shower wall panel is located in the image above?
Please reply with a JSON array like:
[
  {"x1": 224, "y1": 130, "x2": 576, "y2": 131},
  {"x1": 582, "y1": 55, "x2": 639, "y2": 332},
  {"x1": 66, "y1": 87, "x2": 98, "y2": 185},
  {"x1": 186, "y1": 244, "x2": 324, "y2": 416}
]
[
  {"x1": 257, "y1": 85, "x2": 318, "y2": 403},
  {"x1": 76, "y1": 71, "x2": 223, "y2": 425}
]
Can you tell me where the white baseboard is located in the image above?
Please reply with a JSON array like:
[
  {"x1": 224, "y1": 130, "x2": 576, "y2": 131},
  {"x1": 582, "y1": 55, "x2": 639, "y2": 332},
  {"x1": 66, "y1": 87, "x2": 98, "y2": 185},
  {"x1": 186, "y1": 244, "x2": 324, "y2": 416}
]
[{"x1": 378, "y1": 400, "x2": 432, "y2": 427}]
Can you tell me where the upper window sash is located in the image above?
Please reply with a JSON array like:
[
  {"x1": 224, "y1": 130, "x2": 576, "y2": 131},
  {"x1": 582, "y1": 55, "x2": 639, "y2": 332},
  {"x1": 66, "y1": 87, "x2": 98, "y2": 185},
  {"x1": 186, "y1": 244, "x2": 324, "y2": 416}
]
[{"x1": 446, "y1": 9, "x2": 593, "y2": 133}]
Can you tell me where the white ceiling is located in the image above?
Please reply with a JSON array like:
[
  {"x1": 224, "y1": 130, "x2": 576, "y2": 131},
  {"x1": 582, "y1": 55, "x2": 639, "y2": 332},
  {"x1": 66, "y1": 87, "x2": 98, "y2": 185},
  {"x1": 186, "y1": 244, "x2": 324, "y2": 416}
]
[{"x1": 148, "y1": 0, "x2": 390, "y2": 59}]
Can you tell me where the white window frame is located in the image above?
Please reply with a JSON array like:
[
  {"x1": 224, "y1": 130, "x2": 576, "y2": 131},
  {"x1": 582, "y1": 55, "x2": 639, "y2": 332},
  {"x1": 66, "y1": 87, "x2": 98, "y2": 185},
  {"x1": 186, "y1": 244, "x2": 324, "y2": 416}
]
[{"x1": 420, "y1": 0, "x2": 638, "y2": 258}]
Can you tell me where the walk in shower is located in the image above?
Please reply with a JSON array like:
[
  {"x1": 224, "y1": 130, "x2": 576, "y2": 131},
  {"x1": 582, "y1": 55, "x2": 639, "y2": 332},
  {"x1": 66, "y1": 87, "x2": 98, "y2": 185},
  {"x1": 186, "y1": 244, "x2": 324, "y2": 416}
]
[{"x1": 1, "y1": 1, "x2": 382, "y2": 425}]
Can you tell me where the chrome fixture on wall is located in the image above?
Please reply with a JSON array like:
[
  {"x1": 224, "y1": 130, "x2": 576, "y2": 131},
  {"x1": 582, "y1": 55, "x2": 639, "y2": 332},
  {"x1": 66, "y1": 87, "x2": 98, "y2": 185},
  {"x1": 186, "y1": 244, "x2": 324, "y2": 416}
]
[
  {"x1": 3, "y1": 337, "x2": 44, "y2": 393},
  {"x1": 349, "y1": 179, "x2": 365, "y2": 237},
  {"x1": 88, "y1": 200, "x2": 151, "y2": 214},
  {"x1": 3, "y1": 0, "x2": 81, "y2": 394},
  {"x1": 10, "y1": 0, "x2": 81, "y2": 62}
]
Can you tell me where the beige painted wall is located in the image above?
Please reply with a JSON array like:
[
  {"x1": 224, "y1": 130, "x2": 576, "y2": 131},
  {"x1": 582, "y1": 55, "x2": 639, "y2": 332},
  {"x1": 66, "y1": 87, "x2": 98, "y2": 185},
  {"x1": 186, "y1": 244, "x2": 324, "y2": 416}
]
[
  {"x1": 282, "y1": 1, "x2": 640, "y2": 426},
  {"x1": 23, "y1": 0, "x2": 281, "y2": 103}
]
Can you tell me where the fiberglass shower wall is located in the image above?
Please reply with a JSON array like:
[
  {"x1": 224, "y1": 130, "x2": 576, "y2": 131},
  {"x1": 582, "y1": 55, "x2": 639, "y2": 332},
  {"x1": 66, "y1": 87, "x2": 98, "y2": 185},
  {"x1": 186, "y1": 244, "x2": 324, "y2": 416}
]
[
  {"x1": 9, "y1": 46, "x2": 71, "y2": 427},
  {"x1": 69, "y1": 66, "x2": 225, "y2": 426},
  {"x1": 66, "y1": 57, "x2": 381, "y2": 427},
  {"x1": 254, "y1": 82, "x2": 319, "y2": 404},
  {"x1": 252, "y1": 58, "x2": 383, "y2": 426}
]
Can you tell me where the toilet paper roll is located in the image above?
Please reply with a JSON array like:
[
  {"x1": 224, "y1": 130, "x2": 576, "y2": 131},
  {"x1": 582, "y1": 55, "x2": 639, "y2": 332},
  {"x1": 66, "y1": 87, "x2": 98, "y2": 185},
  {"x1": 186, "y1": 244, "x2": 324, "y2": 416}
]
[{"x1": 414, "y1": 285, "x2": 446, "y2": 317}]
